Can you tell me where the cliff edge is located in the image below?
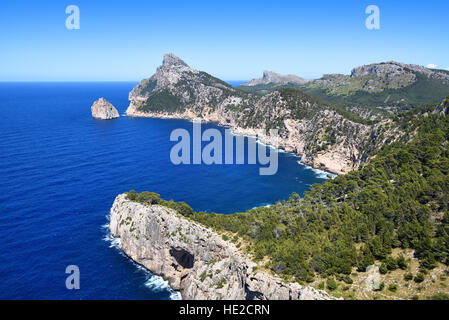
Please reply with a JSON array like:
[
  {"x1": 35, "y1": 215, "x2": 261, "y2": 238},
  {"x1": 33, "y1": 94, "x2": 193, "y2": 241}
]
[{"x1": 109, "y1": 194, "x2": 334, "y2": 300}]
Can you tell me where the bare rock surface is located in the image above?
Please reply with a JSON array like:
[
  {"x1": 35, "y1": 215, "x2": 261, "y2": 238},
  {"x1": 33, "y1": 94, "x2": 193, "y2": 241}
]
[
  {"x1": 358, "y1": 265, "x2": 381, "y2": 291},
  {"x1": 91, "y1": 98, "x2": 119, "y2": 120}
]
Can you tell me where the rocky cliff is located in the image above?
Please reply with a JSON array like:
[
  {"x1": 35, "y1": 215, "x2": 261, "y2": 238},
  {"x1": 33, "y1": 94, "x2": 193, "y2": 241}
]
[
  {"x1": 91, "y1": 98, "x2": 119, "y2": 120},
  {"x1": 126, "y1": 54, "x2": 404, "y2": 174},
  {"x1": 109, "y1": 194, "x2": 334, "y2": 300}
]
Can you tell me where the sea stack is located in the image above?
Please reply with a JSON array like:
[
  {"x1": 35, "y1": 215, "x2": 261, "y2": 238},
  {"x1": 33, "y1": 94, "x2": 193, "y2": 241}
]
[{"x1": 91, "y1": 98, "x2": 120, "y2": 120}]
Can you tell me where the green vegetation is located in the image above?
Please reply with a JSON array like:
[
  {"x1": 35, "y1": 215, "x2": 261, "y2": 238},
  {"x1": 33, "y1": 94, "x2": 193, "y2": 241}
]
[
  {"x1": 414, "y1": 273, "x2": 425, "y2": 283},
  {"x1": 404, "y1": 272, "x2": 413, "y2": 281},
  {"x1": 429, "y1": 292, "x2": 449, "y2": 300},
  {"x1": 126, "y1": 190, "x2": 193, "y2": 216},
  {"x1": 138, "y1": 89, "x2": 183, "y2": 113},
  {"x1": 216, "y1": 278, "x2": 227, "y2": 289},
  {"x1": 388, "y1": 284, "x2": 398, "y2": 292},
  {"x1": 326, "y1": 278, "x2": 338, "y2": 291},
  {"x1": 278, "y1": 88, "x2": 376, "y2": 125}
]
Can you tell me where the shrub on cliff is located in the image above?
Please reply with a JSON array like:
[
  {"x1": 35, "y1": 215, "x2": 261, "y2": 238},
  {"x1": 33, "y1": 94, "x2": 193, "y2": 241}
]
[
  {"x1": 414, "y1": 273, "x2": 425, "y2": 283},
  {"x1": 136, "y1": 191, "x2": 161, "y2": 205},
  {"x1": 127, "y1": 190, "x2": 138, "y2": 201},
  {"x1": 326, "y1": 278, "x2": 338, "y2": 291},
  {"x1": 126, "y1": 191, "x2": 193, "y2": 217},
  {"x1": 173, "y1": 201, "x2": 194, "y2": 216}
]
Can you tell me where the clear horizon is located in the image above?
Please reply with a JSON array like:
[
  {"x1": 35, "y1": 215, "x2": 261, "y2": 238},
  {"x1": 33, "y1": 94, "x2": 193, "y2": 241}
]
[{"x1": 1, "y1": 0, "x2": 448, "y2": 81}]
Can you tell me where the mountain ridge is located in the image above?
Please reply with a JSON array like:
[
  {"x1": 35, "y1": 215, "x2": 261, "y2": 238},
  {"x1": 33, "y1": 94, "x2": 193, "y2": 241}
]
[
  {"x1": 239, "y1": 61, "x2": 449, "y2": 113},
  {"x1": 242, "y1": 70, "x2": 308, "y2": 87}
]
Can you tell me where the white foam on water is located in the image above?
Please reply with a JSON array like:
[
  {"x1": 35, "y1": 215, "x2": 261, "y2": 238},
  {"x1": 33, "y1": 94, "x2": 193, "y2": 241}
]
[
  {"x1": 298, "y1": 161, "x2": 337, "y2": 179},
  {"x1": 103, "y1": 233, "x2": 122, "y2": 249},
  {"x1": 144, "y1": 275, "x2": 182, "y2": 300},
  {"x1": 250, "y1": 203, "x2": 273, "y2": 210},
  {"x1": 102, "y1": 218, "x2": 182, "y2": 300},
  {"x1": 102, "y1": 226, "x2": 122, "y2": 251}
]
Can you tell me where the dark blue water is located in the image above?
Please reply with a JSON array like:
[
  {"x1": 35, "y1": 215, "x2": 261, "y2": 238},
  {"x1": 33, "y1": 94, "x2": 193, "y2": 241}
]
[{"x1": 0, "y1": 82, "x2": 328, "y2": 299}]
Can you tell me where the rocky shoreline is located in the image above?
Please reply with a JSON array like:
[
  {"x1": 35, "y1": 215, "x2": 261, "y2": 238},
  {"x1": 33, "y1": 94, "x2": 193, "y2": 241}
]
[{"x1": 109, "y1": 194, "x2": 336, "y2": 300}]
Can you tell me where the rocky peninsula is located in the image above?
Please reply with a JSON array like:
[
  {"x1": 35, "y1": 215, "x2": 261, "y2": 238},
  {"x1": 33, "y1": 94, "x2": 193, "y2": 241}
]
[{"x1": 109, "y1": 194, "x2": 335, "y2": 300}]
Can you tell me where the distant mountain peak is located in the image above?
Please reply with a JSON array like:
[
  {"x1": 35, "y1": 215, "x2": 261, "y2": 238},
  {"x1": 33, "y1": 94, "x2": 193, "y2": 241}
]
[
  {"x1": 243, "y1": 70, "x2": 307, "y2": 86},
  {"x1": 350, "y1": 61, "x2": 447, "y2": 79},
  {"x1": 162, "y1": 53, "x2": 189, "y2": 68}
]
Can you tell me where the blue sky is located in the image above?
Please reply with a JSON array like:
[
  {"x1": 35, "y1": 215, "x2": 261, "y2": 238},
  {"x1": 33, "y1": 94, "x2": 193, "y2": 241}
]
[{"x1": 1, "y1": 0, "x2": 448, "y2": 81}]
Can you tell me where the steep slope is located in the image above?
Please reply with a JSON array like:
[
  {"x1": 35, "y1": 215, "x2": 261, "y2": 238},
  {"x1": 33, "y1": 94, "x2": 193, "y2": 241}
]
[
  {"x1": 126, "y1": 54, "x2": 400, "y2": 174},
  {"x1": 109, "y1": 193, "x2": 334, "y2": 300}
]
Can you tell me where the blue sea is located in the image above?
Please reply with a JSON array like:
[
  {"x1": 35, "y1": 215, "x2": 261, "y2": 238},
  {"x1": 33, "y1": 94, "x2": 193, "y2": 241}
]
[{"x1": 0, "y1": 82, "x2": 329, "y2": 299}]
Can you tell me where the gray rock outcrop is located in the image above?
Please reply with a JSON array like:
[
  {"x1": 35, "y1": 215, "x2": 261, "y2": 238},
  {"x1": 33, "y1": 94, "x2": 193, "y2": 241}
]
[
  {"x1": 243, "y1": 70, "x2": 308, "y2": 86},
  {"x1": 109, "y1": 194, "x2": 335, "y2": 300},
  {"x1": 91, "y1": 98, "x2": 119, "y2": 120},
  {"x1": 359, "y1": 265, "x2": 381, "y2": 291}
]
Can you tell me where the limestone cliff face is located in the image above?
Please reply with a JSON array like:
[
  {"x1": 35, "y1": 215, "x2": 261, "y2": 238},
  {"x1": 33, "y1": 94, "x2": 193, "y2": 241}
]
[
  {"x1": 91, "y1": 98, "x2": 119, "y2": 120},
  {"x1": 126, "y1": 54, "x2": 403, "y2": 174},
  {"x1": 109, "y1": 194, "x2": 334, "y2": 300}
]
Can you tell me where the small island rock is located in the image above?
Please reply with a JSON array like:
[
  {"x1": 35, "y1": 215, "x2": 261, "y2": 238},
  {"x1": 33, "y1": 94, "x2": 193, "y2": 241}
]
[{"x1": 91, "y1": 98, "x2": 119, "y2": 120}]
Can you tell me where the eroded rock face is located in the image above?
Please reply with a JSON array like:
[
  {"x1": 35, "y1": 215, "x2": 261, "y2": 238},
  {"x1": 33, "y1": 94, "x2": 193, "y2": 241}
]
[
  {"x1": 91, "y1": 98, "x2": 119, "y2": 120},
  {"x1": 109, "y1": 194, "x2": 335, "y2": 300}
]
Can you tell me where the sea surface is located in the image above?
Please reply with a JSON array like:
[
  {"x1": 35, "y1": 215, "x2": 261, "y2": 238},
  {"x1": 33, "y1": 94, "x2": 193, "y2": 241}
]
[{"x1": 0, "y1": 82, "x2": 329, "y2": 299}]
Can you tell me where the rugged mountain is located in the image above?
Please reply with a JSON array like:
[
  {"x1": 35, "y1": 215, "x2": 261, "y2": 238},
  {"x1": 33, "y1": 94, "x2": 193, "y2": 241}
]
[
  {"x1": 242, "y1": 70, "x2": 308, "y2": 87},
  {"x1": 126, "y1": 54, "x2": 402, "y2": 174},
  {"x1": 91, "y1": 98, "x2": 119, "y2": 120},
  {"x1": 109, "y1": 193, "x2": 335, "y2": 300},
  {"x1": 305, "y1": 61, "x2": 449, "y2": 109},
  {"x1": 127, "y1": 53, "x2": 239, "y2": 116},
  {"x1": 239, "y1": 61, "x2": 449, "y2": 116}
]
